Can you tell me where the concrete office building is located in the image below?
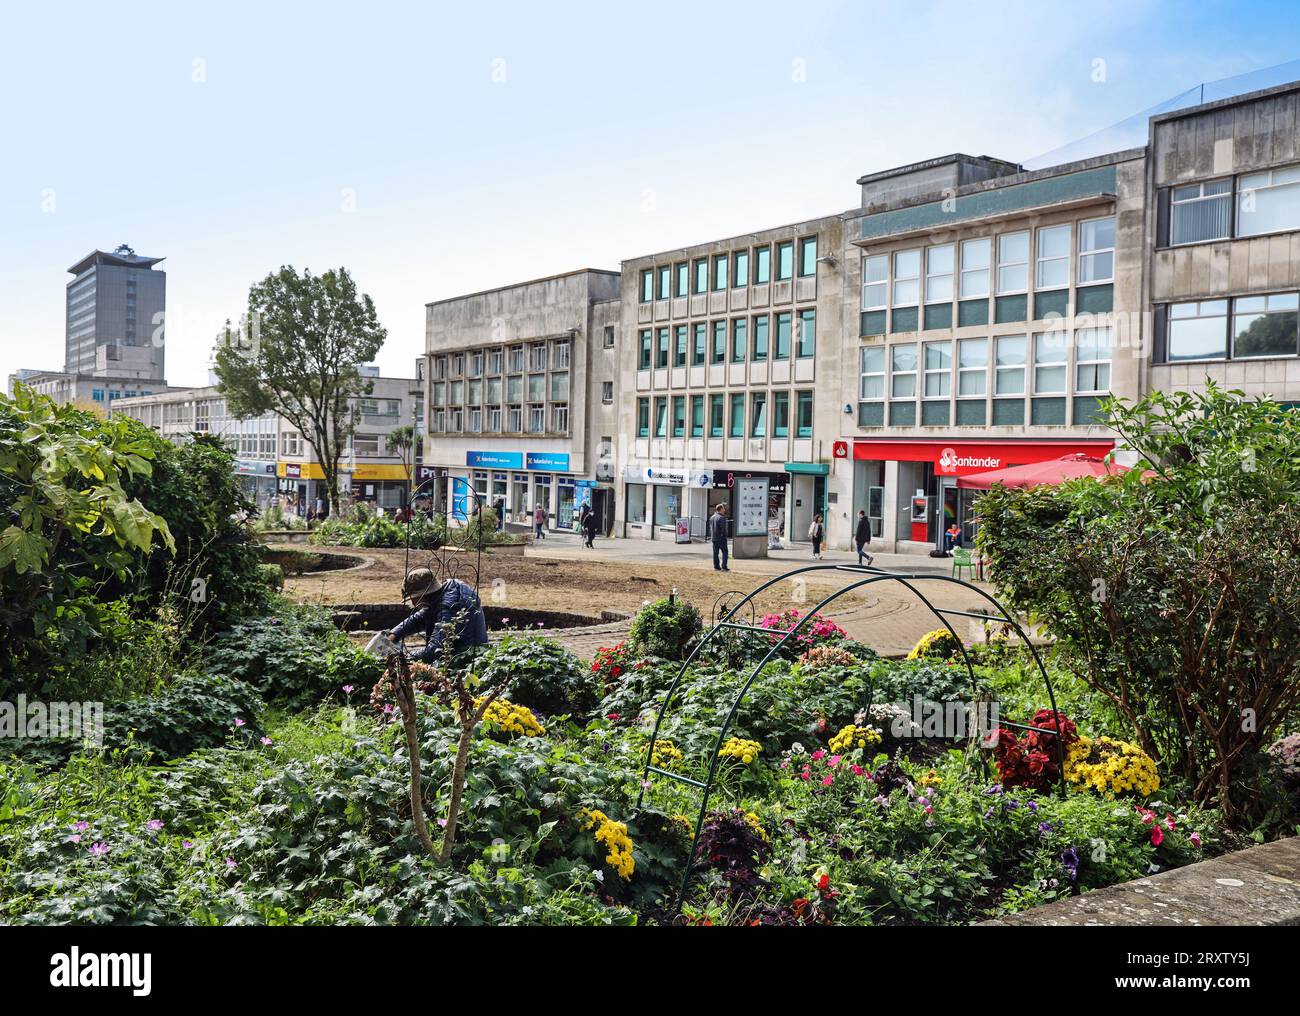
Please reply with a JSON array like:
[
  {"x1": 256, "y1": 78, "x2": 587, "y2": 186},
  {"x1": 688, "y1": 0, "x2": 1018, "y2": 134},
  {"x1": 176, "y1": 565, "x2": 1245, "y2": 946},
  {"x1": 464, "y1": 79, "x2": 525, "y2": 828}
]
[
  {"x1": 619, "y1": 215, "x2": 848, "y2": 544},
  {"x1": 841, "y1": 149, "x2": 1147, "y2": 552},
  {"x1": 65, "y1": 245, "x2": 167, "y2": 380},
  {"x1": 420, "y1": 270, "x2": 621, "y2": 534},
  {"x1": 8, "y1": 369, "x2": 168, "y2": 411}
]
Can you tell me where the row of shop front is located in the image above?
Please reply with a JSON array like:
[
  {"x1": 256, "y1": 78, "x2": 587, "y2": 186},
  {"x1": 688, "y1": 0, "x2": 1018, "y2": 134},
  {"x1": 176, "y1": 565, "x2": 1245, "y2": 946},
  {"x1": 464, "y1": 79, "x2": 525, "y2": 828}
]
[{"x1": 232, "y1": 459, "x2": 415, "y2": 514}]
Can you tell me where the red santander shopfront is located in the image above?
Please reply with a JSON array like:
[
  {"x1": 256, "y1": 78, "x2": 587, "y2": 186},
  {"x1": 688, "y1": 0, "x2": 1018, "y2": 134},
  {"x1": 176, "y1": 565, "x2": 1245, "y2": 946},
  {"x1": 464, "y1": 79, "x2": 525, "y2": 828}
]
[{"x1": 849, "y1": 437, "x2": 1114, "y2": 552}]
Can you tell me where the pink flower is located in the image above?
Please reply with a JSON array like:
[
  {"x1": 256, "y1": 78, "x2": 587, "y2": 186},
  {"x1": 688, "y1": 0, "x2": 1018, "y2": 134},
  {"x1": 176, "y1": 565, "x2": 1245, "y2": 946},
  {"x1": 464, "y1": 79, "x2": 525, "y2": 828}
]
[
  {"x1": 225, "y1": 857, "x2": 237, "y2": 870},
  {"x1": 780, "y1": 760, "x2": 789, "y2": 769},
  {"x1": 89, "y1": 842, "x2": 109, "y2": 856},
  {"x1": 1163, "y1": 814, "x2": 1176, "y2": 831},
  {"x1": 74, "y1": 821, "x2": 90, "y2": 832},
  {"x1": 924, "y1": 804, "x2": 934, "y2": 815},
  {"x1": 234, "y1": 717, "x2": 246, "y2": 728},
  {"x1": 182, "y1": 840, "x2": 194, "y2": 849},
  {"x1": 146, "y1": 819, "x2": 164, "y2": 832},
  {"x1": 1150, "y1": 825, "x2": 1164, "y2": 847},
  {"x1": 67, "y1": 834, "x2": 81, "y2": 844},
  {"x1": 1139, "y1": 810, "x2": 1154, "y2": 825},
  {"x1": 437, "y1": 818, "x2": 448, "y2": 828},
  {"x1": 260, "y1": 736, "x2": 273, "y2": 746},
  {"x1": 342, "y1": 684, "x2": 355, "y2": 694},
  {"x1": 851, "y1": 764, "x2": 865, "y2": 776},
  {"x1": 607, "y1": 713, "x2": 620, "y2": 721},
  {"x1": 821, "y1": 775, "x2": 834, "y2": 786},
  {"x1": 383, "y1": 704, "x2": 394, "y2": 714},
  {"x1": 800, "y1": 771, "x2": 811, "y2": 782},
  {"x1": 1190, "y1": 832, "x2": 1202, "y2": 848},
  {"x1": 811, "y1": 749, "x2": 826, "y2": 761},
  {"x1": 827, "y1": 755, "x2": 841, "y2": 768}
]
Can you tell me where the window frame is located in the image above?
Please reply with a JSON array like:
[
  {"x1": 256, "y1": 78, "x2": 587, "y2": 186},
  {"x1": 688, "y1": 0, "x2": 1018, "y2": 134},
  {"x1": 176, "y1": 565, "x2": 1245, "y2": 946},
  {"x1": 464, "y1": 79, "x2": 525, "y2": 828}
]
[
  {"x1": 1077, "y1": 216, "x2": 1116, "y2": 284},
  {"x1": 1035, "y1": 224, "x2": 1071, "y2": 291},
  {"x1": 996, "y1": 231, "x2": 1030, "y2": 295}
]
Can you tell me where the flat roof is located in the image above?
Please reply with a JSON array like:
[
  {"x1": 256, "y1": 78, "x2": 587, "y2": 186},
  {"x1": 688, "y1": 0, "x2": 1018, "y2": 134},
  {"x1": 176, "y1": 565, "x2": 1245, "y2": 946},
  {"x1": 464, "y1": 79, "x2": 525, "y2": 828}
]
[
  {"x1": 67, "y1": 249, "x2": 165, "y2": 275},
  {"x1": 424, "y1": 267, "x2": 619, "y2": 308},
  {"x1": 855, "y1": 152, "x2": 1022, "y2": 187}
]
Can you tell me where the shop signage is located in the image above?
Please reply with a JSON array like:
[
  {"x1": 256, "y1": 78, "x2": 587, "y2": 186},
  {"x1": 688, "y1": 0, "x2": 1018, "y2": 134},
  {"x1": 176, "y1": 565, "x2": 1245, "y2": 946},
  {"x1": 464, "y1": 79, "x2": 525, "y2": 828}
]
[
  {"x1": 832, "y1": 441, "x2": 849, "y2": 459},
  {"x1": 526, "y1": 451, "x2": 570, "y2": 471},
  {"x1": 734, "y1": 476, "x2": 770, "y2": 538},
  {"x1": 711, "y1": 469, "x2": 788, "y2": 493},
  {"x1": 466, "y1": 450, "x2": 524, "y2": 469},
  {"x1": 234, "y1": 460, "x2": 276, "y2": 476},
  {"x1": 351, "y1": 463, "x2": 412, "y2": 481},
  {"x1": 853, "y1": 439, "x2": 1114, "y2": 477},
  {"x1": 416, "y1": 465, "x2": 447, "y2": 483},
  {"x1": 628, "y1": 466, "x2": 712, "y2": 487}
]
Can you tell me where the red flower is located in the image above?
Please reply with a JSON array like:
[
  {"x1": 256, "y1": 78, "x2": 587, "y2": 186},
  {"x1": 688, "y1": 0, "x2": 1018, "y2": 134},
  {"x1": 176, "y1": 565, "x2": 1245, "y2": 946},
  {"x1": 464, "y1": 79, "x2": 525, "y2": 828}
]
[
  {"x1": 817, "y1": 874, "x2": 830, "y2": 891},
  {"x1": 607, "y1": 713, "x2": 620, "y2": 721},
  {"x1": 1150, "y1": 825, "x2": 1164, "y2": 847}
]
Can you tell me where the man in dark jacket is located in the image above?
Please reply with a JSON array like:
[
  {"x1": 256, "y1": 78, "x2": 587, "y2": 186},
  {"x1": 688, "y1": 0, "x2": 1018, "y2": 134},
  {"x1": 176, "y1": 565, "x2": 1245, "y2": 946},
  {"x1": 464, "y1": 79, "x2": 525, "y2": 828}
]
[
  {"x1": 708, "y1": 503, "x2": 730, "y2": 572},
  {"x1": 854, "y1": 510, "x2": 874, "y2": 566},
  {"x1": 385, "y1": 568, "x2": 489, "y2": 664},
  {"x1": 582, "y1": 504, "x2": 598, "y2": 548}
]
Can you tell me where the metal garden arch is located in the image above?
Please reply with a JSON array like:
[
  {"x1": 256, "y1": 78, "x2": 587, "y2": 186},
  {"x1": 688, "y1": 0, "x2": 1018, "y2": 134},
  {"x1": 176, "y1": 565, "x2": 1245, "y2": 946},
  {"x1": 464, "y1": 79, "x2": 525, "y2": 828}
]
[{"x1": 634, "y1": 562, "x2": 1068, "y2": 913}]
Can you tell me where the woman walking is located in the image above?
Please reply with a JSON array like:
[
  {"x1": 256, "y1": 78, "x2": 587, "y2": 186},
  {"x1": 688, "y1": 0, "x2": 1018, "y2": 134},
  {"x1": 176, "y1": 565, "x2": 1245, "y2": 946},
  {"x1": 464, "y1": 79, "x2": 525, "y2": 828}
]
[{"x1": 808, "y1": 513, "x2": 825, "y2": 560}]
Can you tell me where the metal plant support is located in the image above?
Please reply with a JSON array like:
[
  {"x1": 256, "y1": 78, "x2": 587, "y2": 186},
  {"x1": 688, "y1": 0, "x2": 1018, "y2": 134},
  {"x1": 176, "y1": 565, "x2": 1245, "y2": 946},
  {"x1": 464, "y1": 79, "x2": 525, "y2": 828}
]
[
  {"x1": 402, "y1": 475, "x2": 487, "y2": 596},
  {"x1": 635, "y1": 562, "x2": 1067, "y2": 914}
]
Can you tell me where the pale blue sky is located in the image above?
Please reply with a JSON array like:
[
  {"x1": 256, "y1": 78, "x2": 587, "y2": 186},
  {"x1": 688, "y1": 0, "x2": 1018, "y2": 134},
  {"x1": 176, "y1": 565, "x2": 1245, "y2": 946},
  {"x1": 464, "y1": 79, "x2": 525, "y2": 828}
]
[{"x1": 2, "y1": 0, "x2": 1298, "y2": 389}]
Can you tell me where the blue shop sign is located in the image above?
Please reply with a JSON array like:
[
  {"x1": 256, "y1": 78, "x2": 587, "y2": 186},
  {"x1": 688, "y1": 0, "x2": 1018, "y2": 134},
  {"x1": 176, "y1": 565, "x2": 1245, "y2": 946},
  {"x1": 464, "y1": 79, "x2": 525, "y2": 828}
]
[
  {"x1": 526, "y1": 452, "x2": 570, "y2": 471},
  {"x1": 466, "y1": 450, "x2": 524, "y2": 469}
]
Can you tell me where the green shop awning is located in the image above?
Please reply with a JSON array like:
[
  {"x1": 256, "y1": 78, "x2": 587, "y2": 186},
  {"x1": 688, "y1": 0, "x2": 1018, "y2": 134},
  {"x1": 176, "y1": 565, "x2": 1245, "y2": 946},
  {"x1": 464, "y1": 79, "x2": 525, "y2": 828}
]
[{"x1": 784, "y1": 462, "x2": 829, "y2": 476}]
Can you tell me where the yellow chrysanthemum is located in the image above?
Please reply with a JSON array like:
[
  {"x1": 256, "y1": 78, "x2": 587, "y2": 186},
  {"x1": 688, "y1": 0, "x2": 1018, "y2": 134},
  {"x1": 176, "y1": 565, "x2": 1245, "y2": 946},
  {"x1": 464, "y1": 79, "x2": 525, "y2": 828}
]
[
  {"x1": 719, "y1": 737, "x2": 761, "y2": 765},
  {"x1": 828, "y1": 723, "x2": 882, "y2": 755}
]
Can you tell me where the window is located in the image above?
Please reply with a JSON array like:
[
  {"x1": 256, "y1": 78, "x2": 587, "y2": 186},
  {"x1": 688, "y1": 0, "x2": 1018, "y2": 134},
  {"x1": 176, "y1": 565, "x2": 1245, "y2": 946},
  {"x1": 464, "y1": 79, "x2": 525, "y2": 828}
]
[
  {"x1": 469, "y1": 351, "x2": 484, "y2": 377},
  {"x1": 527, "y1": 374, "x2": 544, "y2": 402},
  {"x1": 690, "y1": 395, "x2": 705, "y2": 437},
  {"x1": 731, "y1": 318, "x2": 747, "y2": 362},
  {"x1": 1171, "y1": 179, "x2": 1232, "y2": 244},
  {"x1": 712, "y1": 321, "x2": 727, "y2": 364},
  {"x1": 862, "y1": 255, "x2": 889, "y2": 312},
  {"x1": 960, "y1": 238, "x2": 991, "y2": 298},
  {"x1": 713, "y1": 254, "x2": 728, "y2": 291},
  {"x1": 529, "y1": 343, "x2": 547, "y2": 371},
  {"x1": 488, "y1": 407, "x2": 502, "y2": 432},
  {"x1": 551, "y1": 403, "x2": 568, "y2": 432},
  {"x1": 1168, "y1": 300, "x2": 1229, "y2": 361},
  {"x1": 506, "y1": 375, "x2": 523, "y2": 403},
  {"x1": 994, "y1": 336, "x2": 1027, "y2": 394},
  {"x1": 549, "y1": 372, "x2": 569, "y2": 401},
  {"x1": 657, "y1": 265, "x2": 671, "y2": 300},
  {"x1": 674, "y1": 325, "x2": 688, "y2": 367},
  {"x1": 925, "y1": 244, "x2": 954, "y2": 304},
  {"x1": 753, "y1": 246, "x2": 771, "y2": 285},
  {"x1": 553, "y1": 340, "x2": 570, "y2": 368},
  {"x1": 486, "y1": 377, "x2": 502, "y2": 404},
  {"x1": 798, "y1": 237, "x2": 817, "y2": 277},
  {"x1": 467, "y1": 407, "x2": 481, "y2": 433},
  {"x1": 709, "y1": 394, "x2": 725, "y2": 437},
  {"x1": 638, "y1": 329, "x2": 652, "y2": 370},
  {"x1": 958, "y1": 337, "x2": 987, "y2": 396},
  {"x1": 892, "y1": 250, "x2": 920, "y2": 306},
  {"x1": 750, "y1": 392, "x2": 767, "y2": 437},
  {"x1": 433, "y1": 357, "x2": 447, "y2": 380},
  {"x1": 1237, "y1": 165, "x2": 1300, "y2": 236},
  {"x1": 640, "y1": 270, "x2": 653, "y2": 303},
  {"x1": 1078, "y1": 217, "x2": 1115, "y2": 284},
  {"x1": 653, "y1": 397, "x2": 668, "y2": 437},
  {"x1": 671, "y1": 396, "x2": 686, "y2": 437},
  {"x1": 449, "y1": 407, "x2": 463, "y2": 432},
  {"x1": 637, "y1": 398, "x2": 650, "y2": 437},
  {"x1": 789, "y1": 391, "x2": 809, "y2": 438},
  {"x1": 772, "y1": 391, "x2": 790, "y2": 437},
  {"x1": 1036, "y1": 224, "x2": 1071, "y2": 290},
  {"x1": 432, "y1": 408, "x2": 446, "y2": 432},
  {"x1": 656, "y1": 328, "x2": 669, "y2": 368},
  {"x1": 693, "y1": 322, "x2": 707, "y2": 365},
  {"x1": 752, "y1": 315, "x2": 769, "y2": 361},
  {"x1": 775, "y1": 241, "x2": 794, "y2": 281},
  {"x1": 997, "y1": 232, "x2": 1029, "y2": 293},
  {"x1": 1033, "y1": 331, "x2": 1068, "y2": 393},
  {"x1": 603, "y1": 325, "x2": 615, "y2": 349},
  {"x1": 528, "y1": 404, "x2": 545, "y2": 433},
  {"x1": 1075, "y1": 327, "x2": 1112, "y2": 392},
  {"x1": 774, "y1": 312, "x2": 792, "y2": 360},
  {"x1": 733, "y1": 249, "x2": 749, "y2": 287},
  {"x1": 281, "y1": 431, "x2": 302, "y2": 456},
  {"x1": 1232, "y1": 292, "x2": 1299, "y2": 358},
  {"x1": 509, "y1": 345, "x2": 524, "y2": 372},
  {"x1": 449, "y1": 380, "x2": 464, "y2": 405},
  {"x1": 729, "y1": 393, "x2": 745, "y2": 438},
  {"x1": 451, "y1": 354, "x2": 464, "y2": 376},
  {"x1": 890, "y1": 343, "x2": 917, "y2": 398},
  {"x1": 675, "y1": 262, "x2": 689, "y2": 297},
  {"x1": 432, "y1": 382, "x2": 446, "y2": 406},
  {"x1": 508, "y1": 404, "x2": 522, "y2": 432},
  {"x1": 694, "y1": 258, "x2": 709, "y2": 294},
  {"x1": 923, "y1": 341, "x2": 952, "y2": 397},
  {"x1": 489, "y1": 348, "x2": 503, "y2": 374},
  {"x1": 859, "y1": 346, "x2": 885, "y2": 401},
  {"x1": 797, "y1": 309, "x2": 816, "y2": 358}
]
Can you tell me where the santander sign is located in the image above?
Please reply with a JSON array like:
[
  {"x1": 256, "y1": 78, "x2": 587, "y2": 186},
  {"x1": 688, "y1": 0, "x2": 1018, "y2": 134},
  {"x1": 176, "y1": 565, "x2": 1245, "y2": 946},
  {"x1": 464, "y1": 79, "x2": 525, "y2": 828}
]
[{"x1": 937, "y1": 447, "x2": 1001, "y2": 474}]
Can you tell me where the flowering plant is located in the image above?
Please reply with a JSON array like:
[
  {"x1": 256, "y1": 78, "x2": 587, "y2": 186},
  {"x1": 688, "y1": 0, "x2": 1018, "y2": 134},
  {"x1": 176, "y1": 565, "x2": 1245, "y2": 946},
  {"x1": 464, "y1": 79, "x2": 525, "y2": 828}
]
[
  {"x1": 827, "y1": 723, "x2": 882, "y2": 756},
  {"x1": 590, "y1": 641, "x2": 633, "y2": 690},
  {"x1": 477, "y1": 697, "x2": 545, "y2": 739},
  {"x1": 647, "y1": 738, "x2": 684, "y2": 770},
  {"x1": 1064, "y1": 736, "x2": 1159, "y2": 797},
  {"x1": 796, "y1": 644, "x2": 860, "y2": 672},
  {"x1": 758, "y1": 609, "x2": 848, "y2": 654},
  {"x1": 579, "y1": 808, "x2": 635, "y2": 880},
  {"x1": 906, "y1": 629, "x2": 962, "y2": 661},
  {"x1": 993, "y1": 710, "x2": 1079, "y2": 791},
  {"x1": 694, "y1": 809, "x2": 770, "y2": 891},
  {"x1": 718, "y1": 737, "x2": 761, "y2": 765}
]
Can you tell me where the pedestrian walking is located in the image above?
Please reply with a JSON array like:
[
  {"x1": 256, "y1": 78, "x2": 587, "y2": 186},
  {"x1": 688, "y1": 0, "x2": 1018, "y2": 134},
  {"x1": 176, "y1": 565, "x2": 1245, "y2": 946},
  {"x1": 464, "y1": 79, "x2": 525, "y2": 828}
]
[
  {"x1": 708, "y1": 503, "x2": 730, "y2": 571},
  {"x1": 808, "y1": 513, "x2": 825, "y2": 560},
  {"x1": 854, "y1": 509, "x2": 874, "y2": 566},
  {"x1": 533, "y1": 504, "x2": 546, "y2": 539},
  {"x1": 582, "y1": 505, "x2": 598, "y2": 548}
]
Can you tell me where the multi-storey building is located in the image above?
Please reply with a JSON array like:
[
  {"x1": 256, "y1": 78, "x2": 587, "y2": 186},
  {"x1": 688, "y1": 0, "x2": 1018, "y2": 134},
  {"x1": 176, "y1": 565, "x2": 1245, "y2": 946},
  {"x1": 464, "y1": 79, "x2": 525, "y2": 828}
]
[
  {"x1": 420, "y1": 270, "x2": 620, "y2": 533},
  {"x1": 8, "y1": 370, "x2": 168, "y2": 411},
  {"x1": 841, "y1": 149, "x2": 1147, "y2": 552},
  {"x1": 618, "y1": 215, "x2": 847, "y2": 543},
  {"x1": 65, "y1": 245, "x2": 167, "y2": 380}
]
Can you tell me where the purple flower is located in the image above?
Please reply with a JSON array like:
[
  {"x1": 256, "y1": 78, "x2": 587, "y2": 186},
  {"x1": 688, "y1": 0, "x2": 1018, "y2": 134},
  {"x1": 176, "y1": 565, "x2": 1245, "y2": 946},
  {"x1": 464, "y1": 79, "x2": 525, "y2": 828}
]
[
  {"x1": 74, "y1": 821, "x2": 90, "y2": 832},
  {"x1": 1027, "y1": 800, "x2": 1039, "y2": 812},
  {"x1": 89, "y1": 842, "x2": 109, "y2": 856},
  {"x1": 1061, "y1": 846, "x2": 1081, "y2": 882},
  {"x1": 146, "y1": 819, "x2": 164, "y2": 832},
  {"x1": 437, "y1": 818, "x2": 448, "y2": 828},
  {"x1": 983, "y1": 784, "x2": 1004, "y2": 796},
  {"x1": 342, "y1": 684, "x2": 355, "y2": 694},
  {"x1": 234, "y1": 717, "x2": 246, "y2": 728},
  {"x1": 225, "y1": 857, "x2": 237, "y2": 870},
  {"x1": 67, "y1": 834, "x2": 82, "y2": 844},
  {"x1": 1003, "y1": 800, "x2": 1020, "y2": 811},
  {"x1": 182, "y1": 840, "x2": 194, "y2": 849},
  {"x1": 984, "y1": 807, "x2": 995, "y2": 819},
  {"x1": 260, "y1": 736, "x2": 273, "y2": 746},
  {"x1": 1038, "y1": 821, "x2": 1053, "y2": 838}
]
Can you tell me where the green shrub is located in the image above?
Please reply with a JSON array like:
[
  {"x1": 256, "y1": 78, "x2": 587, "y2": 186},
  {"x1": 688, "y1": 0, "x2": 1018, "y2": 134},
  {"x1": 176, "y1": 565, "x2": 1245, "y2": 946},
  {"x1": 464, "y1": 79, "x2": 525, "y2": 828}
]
[
  {"x1": 627, "y1": 597, "x2": 702, "y2": 661},
  {"x1": 261, "y1": 549, "x2": 322, "y2": 576},
  {"x1": 473, "y1": 636, "x2": 598, "y2": 718},
  {"x1": 205, "y1": 602, "x2": 382, "y2": 711},
  {"x1": 103, "y1": 671, "x2": 266, "y2": 760},
  {"x1": 257, "y1": 563, "x2": 285, "y2": 591}
]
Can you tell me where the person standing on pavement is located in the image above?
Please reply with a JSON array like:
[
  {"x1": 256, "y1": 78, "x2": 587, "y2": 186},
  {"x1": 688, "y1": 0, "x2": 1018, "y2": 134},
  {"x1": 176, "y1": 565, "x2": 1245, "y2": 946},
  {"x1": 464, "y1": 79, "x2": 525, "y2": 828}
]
[
  {"x1": 533, "y1": 504, "x2": 546, "y2": 540},
  {"x1": 582, "y1": 504, "x2": 598, "y2": 548},
  {"x1": 854, "y1": 509, "x2": 874, "y2": 566},
  {"x1": 708, "y1": 503, "x2": 730, "y2": 571},
  {"x1": 808, "y1": 513, "x2": 825, "y2": 560}
]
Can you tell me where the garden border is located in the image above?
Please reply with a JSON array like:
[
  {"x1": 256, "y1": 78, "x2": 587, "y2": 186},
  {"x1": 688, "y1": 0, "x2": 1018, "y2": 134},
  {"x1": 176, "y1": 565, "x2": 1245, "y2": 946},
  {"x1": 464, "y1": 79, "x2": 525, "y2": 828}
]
[{"x1": 636, "y1": 562, "x2": 1069, "y2": 914}]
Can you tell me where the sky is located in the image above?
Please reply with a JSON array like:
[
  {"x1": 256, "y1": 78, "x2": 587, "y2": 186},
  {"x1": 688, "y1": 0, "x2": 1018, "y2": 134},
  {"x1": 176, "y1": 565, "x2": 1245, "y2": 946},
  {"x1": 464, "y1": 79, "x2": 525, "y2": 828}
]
[{"x1": 2, "y1": 0, "x2": 1299, "y2": 390}]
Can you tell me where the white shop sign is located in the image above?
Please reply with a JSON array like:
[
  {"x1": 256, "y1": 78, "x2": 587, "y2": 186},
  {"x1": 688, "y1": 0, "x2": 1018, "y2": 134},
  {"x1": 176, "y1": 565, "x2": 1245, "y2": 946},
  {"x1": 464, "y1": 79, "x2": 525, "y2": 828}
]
[
  {"x1": 625, "y1": 465, "x2": 712, "y2": 487},
  {"x1": 733, "y1": 476, "x2": 770, "y2": 537}
]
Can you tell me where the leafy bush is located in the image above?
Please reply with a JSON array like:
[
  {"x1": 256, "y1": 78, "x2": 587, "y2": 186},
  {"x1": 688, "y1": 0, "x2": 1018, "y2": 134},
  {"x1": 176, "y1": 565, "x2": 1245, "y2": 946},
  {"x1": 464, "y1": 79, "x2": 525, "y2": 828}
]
[
  {"x1": 257, "y1": 563, "x2": 284, "y2": 591},
  {"x1": 205, "y1": 602, "x2": 382, "y2": 710},
  {"x1": 473, "y1": 636, "x2": 598, "y2": 718},
  {"x1": 104, "y1": 672, "x2": 266, "y2": 760},
  {"x1": 907, "y1": 629, "x2": 962, "y2": 661},
  {"x1": 627, "y1": 597, "x2": 702, "y2": 661}
]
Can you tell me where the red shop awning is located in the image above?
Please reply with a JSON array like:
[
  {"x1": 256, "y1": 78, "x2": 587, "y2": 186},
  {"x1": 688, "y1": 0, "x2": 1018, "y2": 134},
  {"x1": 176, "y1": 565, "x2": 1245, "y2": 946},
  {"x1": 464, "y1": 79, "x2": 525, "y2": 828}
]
[{"x1": 956, "y1": 453, "x2": 1129, "y2": 490}]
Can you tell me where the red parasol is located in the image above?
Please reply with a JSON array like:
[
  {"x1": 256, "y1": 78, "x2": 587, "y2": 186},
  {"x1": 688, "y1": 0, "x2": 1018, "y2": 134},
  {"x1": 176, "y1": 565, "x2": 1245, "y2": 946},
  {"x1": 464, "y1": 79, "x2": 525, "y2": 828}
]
[{"x1": 956, "y1": 453, "x2": 1130, "y2": 490}]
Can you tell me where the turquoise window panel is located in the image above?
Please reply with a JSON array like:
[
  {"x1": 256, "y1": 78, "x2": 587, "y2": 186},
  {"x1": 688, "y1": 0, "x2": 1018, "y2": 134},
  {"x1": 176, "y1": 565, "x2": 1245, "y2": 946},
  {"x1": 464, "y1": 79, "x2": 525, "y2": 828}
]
[
  {"x1": 958, "y1": 299, "x2": 989, "y2": 327},
  {"x1": 995, "y1": 294, "x2": 1028, "y2": 324},
  {"x1": 923, "y1": 304, "x2": 953, "y2": 331},
  {"x1": 992, "y1": 398, "x2": 1024, "y2": 425},
  {"x1": 1031, "y1": 397, "x2": 1067, "y2": 425}
]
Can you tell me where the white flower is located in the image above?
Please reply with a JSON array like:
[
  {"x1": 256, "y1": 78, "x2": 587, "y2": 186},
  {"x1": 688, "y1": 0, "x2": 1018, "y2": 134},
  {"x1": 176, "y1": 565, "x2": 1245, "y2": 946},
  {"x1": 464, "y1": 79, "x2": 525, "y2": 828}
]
[
  {"x1": 791, "y1": 742, "x2": 806, "y2": 755},
  {"x1": 592, "y1": 869, "x2": 605, "y2": 882}
]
